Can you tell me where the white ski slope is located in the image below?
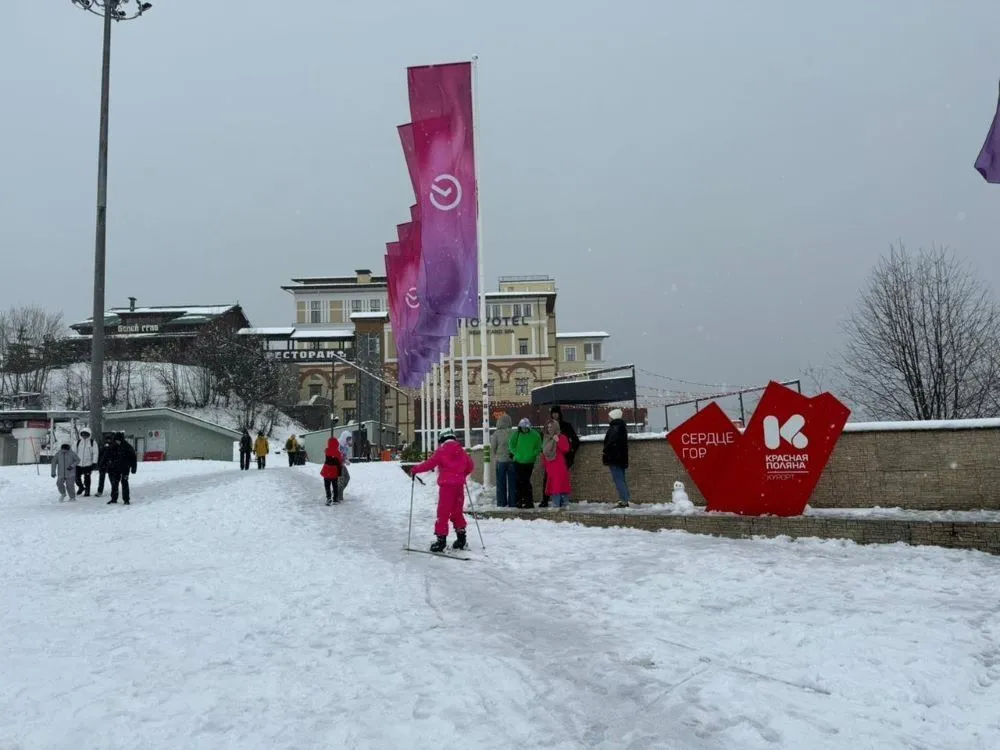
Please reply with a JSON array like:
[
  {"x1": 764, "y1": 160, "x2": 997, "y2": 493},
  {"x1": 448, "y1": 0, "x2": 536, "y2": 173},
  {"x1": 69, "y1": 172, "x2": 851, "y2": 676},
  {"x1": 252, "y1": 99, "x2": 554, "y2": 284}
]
[{"x1": 1, "y1": 460, "x2": 999, "y2": 749}]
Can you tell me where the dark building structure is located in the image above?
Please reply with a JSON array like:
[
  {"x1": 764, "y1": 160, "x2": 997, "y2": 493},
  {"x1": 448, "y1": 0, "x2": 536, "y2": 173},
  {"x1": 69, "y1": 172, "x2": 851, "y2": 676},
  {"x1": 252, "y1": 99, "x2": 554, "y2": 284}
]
[{"x1": 67, "y1": 299, "x2": 251, "y2": 362}]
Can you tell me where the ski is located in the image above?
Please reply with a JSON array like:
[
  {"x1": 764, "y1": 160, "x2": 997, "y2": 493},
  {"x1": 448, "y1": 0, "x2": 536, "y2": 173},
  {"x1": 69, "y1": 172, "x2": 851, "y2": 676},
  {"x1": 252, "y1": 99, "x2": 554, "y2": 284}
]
[{"x1": 403, "y1": 547, "x2": 473, "y2": 562}]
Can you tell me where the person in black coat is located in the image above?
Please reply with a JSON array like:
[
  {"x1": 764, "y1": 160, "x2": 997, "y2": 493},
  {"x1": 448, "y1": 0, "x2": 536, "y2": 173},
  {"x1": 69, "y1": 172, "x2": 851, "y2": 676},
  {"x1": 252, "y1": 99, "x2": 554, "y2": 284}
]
[
  {"x1": 239, "y1": 429, "x2": 253, "y2": 471},
  {"x1": 94, "y1": 435, "x2": 113, "y2": 497},
  {"x1": 101, "y1": 432, "x2": 138, "y2": 505},
  {"x1": 602, "y1": 409, "x2": 631, "y2": 507},
  {"x1": 541, "y1": 405, "x2": 581, "y2": 507}
]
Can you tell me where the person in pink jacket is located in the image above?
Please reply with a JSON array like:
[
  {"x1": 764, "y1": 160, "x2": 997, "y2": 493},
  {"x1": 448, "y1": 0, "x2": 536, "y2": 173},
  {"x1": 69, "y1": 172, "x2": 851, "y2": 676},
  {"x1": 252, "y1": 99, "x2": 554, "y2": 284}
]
[
  {"x1": 542, "y1": 419, "x2": 572, "y2": 509},
  {"x1": 411, "y1": 429, "x2": 475, "y2": 552}
]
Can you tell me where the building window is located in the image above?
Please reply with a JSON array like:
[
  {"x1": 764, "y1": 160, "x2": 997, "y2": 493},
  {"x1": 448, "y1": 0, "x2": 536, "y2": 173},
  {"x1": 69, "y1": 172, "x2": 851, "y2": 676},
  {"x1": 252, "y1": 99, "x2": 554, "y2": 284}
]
[
  {"x1": 487, "y1": 304, "x2": 501, "y2": 319},
  {"x1": 309, "y1": 300, "x2": 322, "y2": 324},
  {"x1": 487, "y1": 376, "x2": 496, "y2": 397},
  {"x1": 564, "y1": 346, "x2": 577, "y2": 362},
  {"x1": 584, "y1": 342, "x2": 603, "y2": 362},
  {"x1": 343, "y1": 408, "x2": 356, "y2": 424},
  {"x1": 521, "y1": 303, "x2": 533, "y2": 319},
  {"x1": 518, "y1": 338, "x2": 529, "y2": 356},
  {"x1": 515, "y1": 377, "x2": 530, "y2": 396},
  {"x1": 351, "y1": 299, "x2": 363, "y2": 313},
  {"x1": 370, "y1": 299, "x2": 381, "y2": 312},
  {"x1": 344, "y1": 383, "x2": 357, "y2": 402},
  {"x1": 308, "y1": 382, "x2": 323, "y2": 398}
]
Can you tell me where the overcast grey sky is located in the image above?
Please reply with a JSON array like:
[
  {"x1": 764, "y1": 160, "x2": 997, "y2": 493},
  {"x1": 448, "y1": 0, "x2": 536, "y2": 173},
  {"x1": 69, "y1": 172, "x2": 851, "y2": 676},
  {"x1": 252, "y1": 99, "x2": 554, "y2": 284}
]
[{"x1": 3, "y1": 0, "x2": 1000, "y2": 416}]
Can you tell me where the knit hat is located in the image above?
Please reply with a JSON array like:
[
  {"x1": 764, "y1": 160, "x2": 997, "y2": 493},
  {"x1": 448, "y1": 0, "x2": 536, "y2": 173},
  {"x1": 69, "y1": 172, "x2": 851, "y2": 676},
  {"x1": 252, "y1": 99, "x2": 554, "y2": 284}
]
[
  {"x1": 609, "y1": 408, "x2": 624, "y2": 421},
  {"x1": 518, "y1": 418, "x2": 532, "y2": 429},
  {"x1": 60, "y1": 443, "x2": 70, "y2": 450},
  {"x1": 438, "y1": 428, "x2": 457, "y2": 444}
]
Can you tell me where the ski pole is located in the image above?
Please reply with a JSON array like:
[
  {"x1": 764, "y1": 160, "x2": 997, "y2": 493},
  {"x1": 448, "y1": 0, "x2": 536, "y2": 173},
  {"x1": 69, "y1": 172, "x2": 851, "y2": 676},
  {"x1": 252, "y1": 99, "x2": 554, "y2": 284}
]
[
  {"x1": 406, "y1": 476, "x2": 416, "y2": 550},
  {"x1": 464, "y1": 481, "x2": 486, "y2": 552}
]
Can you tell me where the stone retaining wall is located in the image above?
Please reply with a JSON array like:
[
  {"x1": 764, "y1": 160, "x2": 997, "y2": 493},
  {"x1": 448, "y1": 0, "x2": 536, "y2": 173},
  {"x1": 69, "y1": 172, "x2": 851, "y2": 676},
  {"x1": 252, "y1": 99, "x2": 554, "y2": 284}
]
[
  {"x1": 477, "y1": 510, "x2": 1000, "y2": 555},
  {"x1": 471, "y1": 423, "x2": 1000, "y2": 511}
]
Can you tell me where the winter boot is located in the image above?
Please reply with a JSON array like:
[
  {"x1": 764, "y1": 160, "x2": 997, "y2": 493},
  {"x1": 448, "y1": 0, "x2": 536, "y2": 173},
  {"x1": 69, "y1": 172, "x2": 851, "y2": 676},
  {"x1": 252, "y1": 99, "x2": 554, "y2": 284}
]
[
  {"x1": 452, "y1": 530, "x2": 467, "y2": 550},
  {"x1": 107, "y1": 499, "x2": 117, "y2": 504},
  {"x1": 430, "y1": 535, "x2": 447, "y2": 553}
]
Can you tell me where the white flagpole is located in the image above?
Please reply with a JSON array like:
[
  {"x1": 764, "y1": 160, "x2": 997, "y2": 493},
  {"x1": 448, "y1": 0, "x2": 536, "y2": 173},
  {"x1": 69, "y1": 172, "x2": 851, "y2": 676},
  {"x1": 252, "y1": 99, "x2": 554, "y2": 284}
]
[
  {"x1": 431, "y1": 364, "x2": 439, "y2": 443},
  {"x1": 448, "y1": 336, "x2": 456, "y2": 431},
  {"x1": 421, "y1": 378, "x2": 428, "y2": 456},
  {"x1": 461, "y1": 321, "x2": 471, "y2": 447},
  {"x1": 438, "y1": 352, "x2": 446, "y2": 435},
  {"x1": 472, "y1": 54, "x2": 491, "y2": 487}
]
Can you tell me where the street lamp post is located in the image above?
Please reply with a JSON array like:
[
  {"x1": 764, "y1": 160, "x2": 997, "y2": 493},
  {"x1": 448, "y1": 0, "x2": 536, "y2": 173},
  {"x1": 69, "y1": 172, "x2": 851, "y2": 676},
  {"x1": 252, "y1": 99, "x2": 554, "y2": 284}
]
[{"x1": 71, "y1": 0, "x2": 151, "y2": 438}]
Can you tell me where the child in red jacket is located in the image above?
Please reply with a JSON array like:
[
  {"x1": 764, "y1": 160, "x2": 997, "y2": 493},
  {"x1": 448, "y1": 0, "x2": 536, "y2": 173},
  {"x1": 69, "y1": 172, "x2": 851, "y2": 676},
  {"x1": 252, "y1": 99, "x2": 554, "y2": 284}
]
[
  {"x1": 410, "y1": 429, "x2": 474, "y2": 552},
  {"x1": 320, "y1": 437, "x2": 343, "y2": 505}
]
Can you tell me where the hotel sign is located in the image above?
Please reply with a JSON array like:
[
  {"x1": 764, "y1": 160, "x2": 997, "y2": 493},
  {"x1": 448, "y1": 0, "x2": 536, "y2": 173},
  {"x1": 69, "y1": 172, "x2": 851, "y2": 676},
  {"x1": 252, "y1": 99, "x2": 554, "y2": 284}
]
[{"x1": 465, "y1": 316, "x2": 530, "y2": 334}]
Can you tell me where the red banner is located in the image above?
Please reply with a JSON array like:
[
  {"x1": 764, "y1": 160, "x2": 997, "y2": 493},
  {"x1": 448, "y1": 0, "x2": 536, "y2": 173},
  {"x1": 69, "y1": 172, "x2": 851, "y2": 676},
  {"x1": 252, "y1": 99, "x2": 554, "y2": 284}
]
[{"x1": 670, "y1": 382, "x2": 850, "y2": 516}]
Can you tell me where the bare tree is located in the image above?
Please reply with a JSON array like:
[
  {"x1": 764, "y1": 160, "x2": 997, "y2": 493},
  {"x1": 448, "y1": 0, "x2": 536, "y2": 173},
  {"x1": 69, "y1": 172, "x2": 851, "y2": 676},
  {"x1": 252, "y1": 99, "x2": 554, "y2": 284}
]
[
  {"x1": 0, "y1": 306, "x2": 68, "y2": 403},
  {"x1": 841, "y1": 244, "x2": 1000, "y2": 420}
]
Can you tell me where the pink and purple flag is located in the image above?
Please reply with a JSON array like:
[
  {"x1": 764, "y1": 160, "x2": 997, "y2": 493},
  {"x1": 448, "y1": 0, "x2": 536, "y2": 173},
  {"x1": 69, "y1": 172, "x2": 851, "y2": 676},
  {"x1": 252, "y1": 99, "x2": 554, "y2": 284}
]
[
  {"x1": 406, "y1": 62, "x2": 479, "y2": 318},
  {"x1": 976, "y1": 81, "x2": 1000, "y2": 184}
]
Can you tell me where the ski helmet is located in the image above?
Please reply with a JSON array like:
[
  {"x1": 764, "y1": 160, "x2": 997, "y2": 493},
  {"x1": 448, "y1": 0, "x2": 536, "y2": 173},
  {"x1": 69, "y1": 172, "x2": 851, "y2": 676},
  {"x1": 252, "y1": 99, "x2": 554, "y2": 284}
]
[{"x1": 438, "y1": 428, "x2": 457, "y2": 444}]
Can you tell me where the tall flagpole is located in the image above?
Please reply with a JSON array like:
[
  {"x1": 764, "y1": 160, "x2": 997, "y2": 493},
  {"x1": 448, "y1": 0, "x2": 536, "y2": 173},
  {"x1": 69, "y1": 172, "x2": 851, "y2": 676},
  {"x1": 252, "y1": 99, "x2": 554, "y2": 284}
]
[
  {"x1": 461, "y1": 321, "x2": 471, "y2": 447},
  {"x1": 431, "y1": 364, "x2": 438, "y2": 443},
  {"x1": 421, "y1": 379, "x2": 428, "y2": 456},
  {"x1": 438, "y1": 352, "x2": 446, "y2": 434},
  {"x1": 448, "y1": 336, "x2": 456, "y2": 432},
  {"x1": 472, "y1": 54, "x2": 491, "y2": 488}
]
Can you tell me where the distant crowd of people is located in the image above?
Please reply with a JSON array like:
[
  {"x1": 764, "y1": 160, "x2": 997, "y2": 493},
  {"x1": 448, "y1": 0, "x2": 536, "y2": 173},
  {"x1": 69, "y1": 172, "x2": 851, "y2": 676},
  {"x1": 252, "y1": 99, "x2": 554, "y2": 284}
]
[
  {"x1": 490, "y1": 406, "x2": 630, "y2": 509},
  {"x1": 50, "y1": 429, "x2": 138, "y2": 505},
  {"x1": 236, "y1": 428, "x2": 354, "y2": 502}
]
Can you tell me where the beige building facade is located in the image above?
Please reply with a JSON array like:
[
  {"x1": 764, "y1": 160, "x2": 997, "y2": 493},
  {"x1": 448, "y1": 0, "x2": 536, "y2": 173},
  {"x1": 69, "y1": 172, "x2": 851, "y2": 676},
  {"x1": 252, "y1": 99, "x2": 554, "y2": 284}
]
[{"x1": 273, "y1": 270, "x2": 611, "y2": 445}]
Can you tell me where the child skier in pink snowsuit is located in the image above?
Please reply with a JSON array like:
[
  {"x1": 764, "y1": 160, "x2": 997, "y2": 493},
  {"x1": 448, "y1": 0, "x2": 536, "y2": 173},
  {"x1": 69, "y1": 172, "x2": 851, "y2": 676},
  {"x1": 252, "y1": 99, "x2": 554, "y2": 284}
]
[{"x1": 411, "y1": 429, "x2": 475, "y2": 552}]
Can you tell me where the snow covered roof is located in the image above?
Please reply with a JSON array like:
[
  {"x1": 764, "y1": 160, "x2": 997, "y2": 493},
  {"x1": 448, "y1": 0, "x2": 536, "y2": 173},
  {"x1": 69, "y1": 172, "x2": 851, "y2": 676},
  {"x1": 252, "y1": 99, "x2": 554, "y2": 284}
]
[
  {"x1": 556, "y1": 332, "x2": 610, "y2": 339},
  {"x1": 109, "y1": 305, "x2": 235, "y2": 316},
  {"x1": 239, "y1": 327, "x2": 296, "y2": 336},
  {"x1": 104, "y1": 407, "x2": 240, "y2": 438},
  {"x1": 290, "y1": 328, "x2": 354, "y2": 340},
  {"x1": 350, "y1": 312, "x2": 389, "y2": 320},
  {"x1": 70, "y1": 304, "x2": 240, "y2": 329}
]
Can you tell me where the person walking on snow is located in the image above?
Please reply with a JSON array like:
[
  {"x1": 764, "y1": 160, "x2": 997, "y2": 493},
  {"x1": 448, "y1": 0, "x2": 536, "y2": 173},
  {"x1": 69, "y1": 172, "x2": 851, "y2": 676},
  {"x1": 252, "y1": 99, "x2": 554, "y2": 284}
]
[
  {"x1": 94, "y1": 434, "x2": 112, "y2": 496},
  {"x1": 285, "y1": 434, "x2": 301, "y2": 467},
  {"x1": 239, "y1": 429, "x2": 253, "y2": 471},
  {"x1": 320, "y1": 437, "x2": 343, "y2": 505},
  {"x1": 101, "y1": 432, "x2": 137, "y2": 505},
  {"x1": 410, "y1": 428, "x2": 474, "y2": 552},
  {"x1": 253, "y1": 431, "x2": 269, "y2": 469},
  {"x1": 541, "y1": 419, "x2": 572, "y2": 509},
  {"x1": 75, "y1": 428, "x2": 99, "y2": 497},
  {"x1": 603, "y1": 409, "x2": 631, "y2": 507},
  {"x1": 509, "y1": 418, "x2": 543, "y2": 508},
  {"x1": 490, "y1": 413, "x2": 516, "y2": 508},
  {"x1": 51, "y1": 443, "x2": 80, "y2": 502},
  {"x1": 338, "y1": 430, "x2": 353, "y2": 496}
]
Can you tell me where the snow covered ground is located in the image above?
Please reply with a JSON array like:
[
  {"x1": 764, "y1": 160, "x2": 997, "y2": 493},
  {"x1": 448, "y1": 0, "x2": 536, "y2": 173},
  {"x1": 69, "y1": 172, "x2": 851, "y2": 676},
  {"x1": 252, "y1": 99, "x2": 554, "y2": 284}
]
[{"x1": 2, "y1": 461, "x2": 999, "y2": 749}]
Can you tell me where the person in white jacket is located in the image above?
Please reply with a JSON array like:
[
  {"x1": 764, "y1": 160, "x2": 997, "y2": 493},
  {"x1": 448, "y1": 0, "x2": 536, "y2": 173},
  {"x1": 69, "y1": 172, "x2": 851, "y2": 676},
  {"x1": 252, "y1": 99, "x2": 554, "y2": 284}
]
[
  {"x1": 338, "y1": 430, "x2": 353, "y2": 496},
  {"x1": 75, "y1": 429, "x2": 99, "y2": 497},
  {"x1": 51, "y1": 443, "x2": 80, "y2": 502}
]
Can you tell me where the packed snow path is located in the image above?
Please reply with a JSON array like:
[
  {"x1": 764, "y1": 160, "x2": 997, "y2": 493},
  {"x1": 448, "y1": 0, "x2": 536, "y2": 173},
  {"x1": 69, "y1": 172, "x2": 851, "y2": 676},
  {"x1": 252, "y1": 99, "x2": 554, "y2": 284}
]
[{"x1": 2, "y1": 461, "x2": 999, "y2": 749}]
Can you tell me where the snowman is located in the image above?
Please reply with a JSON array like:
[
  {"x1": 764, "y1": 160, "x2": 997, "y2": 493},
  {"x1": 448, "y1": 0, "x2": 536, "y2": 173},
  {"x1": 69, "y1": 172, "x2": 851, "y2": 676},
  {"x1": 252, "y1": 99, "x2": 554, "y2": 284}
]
[{"x1": 672, "y1": 480, "x2": 694, "y2": 512}]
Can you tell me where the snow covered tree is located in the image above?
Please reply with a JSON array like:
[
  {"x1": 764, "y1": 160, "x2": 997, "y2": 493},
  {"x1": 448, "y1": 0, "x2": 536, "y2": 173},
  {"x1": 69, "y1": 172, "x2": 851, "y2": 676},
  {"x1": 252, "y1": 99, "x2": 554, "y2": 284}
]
[{"x1": 841, "y1": 244, "x2": 1000, "y2": 420}]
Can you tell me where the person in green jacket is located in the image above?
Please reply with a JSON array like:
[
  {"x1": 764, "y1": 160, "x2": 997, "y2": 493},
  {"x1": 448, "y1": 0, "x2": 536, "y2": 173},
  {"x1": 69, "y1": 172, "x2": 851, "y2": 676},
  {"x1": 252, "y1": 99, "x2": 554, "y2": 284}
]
[{"x1": 509, "y1": 418, "x2": 543, "y2": 508}]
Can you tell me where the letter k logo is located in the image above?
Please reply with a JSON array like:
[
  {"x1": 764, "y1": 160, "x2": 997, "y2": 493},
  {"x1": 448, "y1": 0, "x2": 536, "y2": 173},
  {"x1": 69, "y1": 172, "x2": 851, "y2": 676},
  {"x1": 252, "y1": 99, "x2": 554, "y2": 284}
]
[{"x1": 763, "y1": 414, "x2": 808, "y2": 450}]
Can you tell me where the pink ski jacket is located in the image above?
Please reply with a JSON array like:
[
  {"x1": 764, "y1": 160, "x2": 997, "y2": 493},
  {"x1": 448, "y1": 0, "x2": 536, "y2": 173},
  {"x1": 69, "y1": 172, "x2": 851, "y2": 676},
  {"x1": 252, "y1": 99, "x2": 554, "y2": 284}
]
[{"x1": 412, "y1": 440, "x2": 474, "y2": 487}]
